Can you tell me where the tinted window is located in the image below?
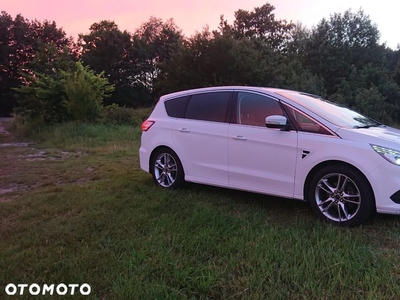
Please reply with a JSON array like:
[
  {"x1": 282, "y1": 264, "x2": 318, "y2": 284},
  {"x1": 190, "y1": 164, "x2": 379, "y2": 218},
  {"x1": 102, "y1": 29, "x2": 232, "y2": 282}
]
[
  {"x1": 284, "y1": 105, "x2": 332, "y2": 135},
  {"x1": 238, "y1": 92, "x2": 283, "y2": 127},
  {"x1": 276, "y1": 91, "x2": 380, "y2": 128},
  {"x1": 164, "y1": 96, "x2": 190, "y2": 118},
  {"x1": 185, "y1": 92, "x2": 230, "y2": 122}
]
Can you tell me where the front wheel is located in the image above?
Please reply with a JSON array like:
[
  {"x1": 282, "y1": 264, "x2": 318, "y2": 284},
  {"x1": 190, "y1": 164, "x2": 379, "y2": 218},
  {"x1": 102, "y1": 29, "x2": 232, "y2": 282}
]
[
  {"x1": 308, "y1": 165, "x2": 375, "y2": 227},
  {"x1": 151, "y1": 148, "x2": 184, "y2": 189}
]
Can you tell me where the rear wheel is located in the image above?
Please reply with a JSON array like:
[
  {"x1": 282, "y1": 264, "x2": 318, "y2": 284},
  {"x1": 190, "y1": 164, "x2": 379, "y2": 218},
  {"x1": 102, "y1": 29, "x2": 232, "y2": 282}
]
[
  {"x1": 308, "y1": 165, "x2": 375, "y2": 227},
  {"x1": 151, "y1": 148, "x2": 184, "y2": 189}
]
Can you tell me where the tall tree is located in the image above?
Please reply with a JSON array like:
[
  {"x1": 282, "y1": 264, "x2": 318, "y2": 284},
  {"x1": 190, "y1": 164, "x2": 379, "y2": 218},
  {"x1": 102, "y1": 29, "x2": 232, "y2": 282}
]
[
  {"x1": 133, "y1": 17, "x2": 183, "y2": 97},
  {"x1": 79, "y1": 21, "x2": 140, "y2": 106},
  {"x1": 0, "y1": 11, "x2": 74, "y2": 116},
  {"x1": 218, "y1": 3, "x2": 294, "y2": 52},
  {"x1": 384, "y1": 47, "x2": 400, "y2": 85},
  {"x1": 155, "y1": 29, "x2": 273, "y2": 96},
  {"x1": 302, "y1": 9, "x2": 385, "y2": 95},
  {"x1": 0, "y1": 11, "x2": 15, "y2": 116}
]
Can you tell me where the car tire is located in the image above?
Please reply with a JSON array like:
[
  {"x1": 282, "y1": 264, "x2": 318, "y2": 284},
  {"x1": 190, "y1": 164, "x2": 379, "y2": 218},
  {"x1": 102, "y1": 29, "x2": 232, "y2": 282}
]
[
  {"x1": 151, "y1": 148, "x2": 184, "y2": 189},
  {"x1": 308, "y1": 164, "x2": 375, "y2": 227}
]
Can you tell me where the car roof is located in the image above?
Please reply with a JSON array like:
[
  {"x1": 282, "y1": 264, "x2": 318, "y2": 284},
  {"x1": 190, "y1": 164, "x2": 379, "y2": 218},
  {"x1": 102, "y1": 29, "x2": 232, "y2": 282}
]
[
  {"x1": 159, "y1": 86, "x2": 301, "y2": 101},
  {"x1": 157, "y1": 86, "x2": 343, "y2": 133}
]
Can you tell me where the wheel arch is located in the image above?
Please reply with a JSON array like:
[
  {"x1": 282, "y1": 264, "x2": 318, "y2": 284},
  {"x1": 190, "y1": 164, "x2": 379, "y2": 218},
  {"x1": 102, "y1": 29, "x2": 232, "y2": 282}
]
[
  {"x1": 148, "y1": 145, "x2": 180, "y2": 174},
  {"x1": 303, "y1": 160, "x2": 376, "y2": 210}
]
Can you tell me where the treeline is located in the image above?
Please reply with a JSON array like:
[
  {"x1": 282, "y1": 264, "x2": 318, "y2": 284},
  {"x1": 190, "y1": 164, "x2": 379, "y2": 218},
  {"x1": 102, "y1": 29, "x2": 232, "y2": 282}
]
[{"x1": 1, "y1": 3, "x2": 400, "y2": 125}]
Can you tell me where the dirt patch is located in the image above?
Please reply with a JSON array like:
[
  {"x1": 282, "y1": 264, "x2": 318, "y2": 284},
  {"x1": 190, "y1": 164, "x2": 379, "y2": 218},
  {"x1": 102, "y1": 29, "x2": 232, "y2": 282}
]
[
  {"x1": 19, "y1": 150, "x2": 83, "y2": 161},
  {"x1": 1, "y1": 146, "x2": 83, "y2": 161},
  {"x1": 0, "y1": 183, "x2": 35, "y2": 202},
  {"x1": 0, "y1": 142, "x2": 34, "y2": 147},
  {"x1": 0, "y1": 118, "x2": 86, "y2": 201}
]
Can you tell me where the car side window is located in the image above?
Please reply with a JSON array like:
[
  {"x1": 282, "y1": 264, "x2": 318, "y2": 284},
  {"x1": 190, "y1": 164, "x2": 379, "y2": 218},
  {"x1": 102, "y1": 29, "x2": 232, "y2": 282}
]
[
  {"x1": 164, "y1": 96, "x2": 190, "y2": 118},
  {"x1": 285, "y1": 105, "x2": 332, "y2": 135},
  {"x1": 185, "y1": 92, "x2": 230, "y2": 123},
  {"x1": 238, "y1": 92, "x2": 284, "y2": 127}
]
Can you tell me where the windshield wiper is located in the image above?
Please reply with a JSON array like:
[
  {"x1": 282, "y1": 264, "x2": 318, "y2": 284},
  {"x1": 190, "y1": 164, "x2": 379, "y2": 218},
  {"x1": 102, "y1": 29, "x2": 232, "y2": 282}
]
[{"x1": 354, "y1": 124, "x2": 380, "y2": 129}]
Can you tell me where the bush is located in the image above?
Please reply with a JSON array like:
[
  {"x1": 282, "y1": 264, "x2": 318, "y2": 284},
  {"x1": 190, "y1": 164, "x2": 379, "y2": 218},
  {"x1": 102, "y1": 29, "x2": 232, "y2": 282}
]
[
  {"x1": 100, "y1": 104, "x2": 137, "y2": 125},
  {"x1": 132, "y1": 107, "x2": 153, "y2": 123},
  {"x1": 64, "y1": 62, "x2": 114, "y2": 122},
  {"x1": 100, "y1": 105, "x2": 153, "y2": 125},
  {"x1": 14, "y1": 61, "x2": 114, "y2": 126},
  {"x1": 14, "y1": 73, "x2": 69, "y2": 126}
]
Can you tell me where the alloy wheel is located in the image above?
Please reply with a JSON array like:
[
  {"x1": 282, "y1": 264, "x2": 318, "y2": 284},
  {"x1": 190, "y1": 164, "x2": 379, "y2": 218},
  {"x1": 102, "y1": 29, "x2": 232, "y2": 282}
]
[
  {"x1": 153, "y1": 153, "x2": 178, "y2": 188},
  {"x1": 315, "y1": 173, "x2": 361, "y2": 222}
]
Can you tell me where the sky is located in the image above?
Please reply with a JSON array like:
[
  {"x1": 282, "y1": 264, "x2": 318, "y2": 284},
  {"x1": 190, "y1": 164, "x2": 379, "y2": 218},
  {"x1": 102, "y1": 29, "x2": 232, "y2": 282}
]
[{"x1": 2, "y1": 0, "x2": 399, "y2": 49}]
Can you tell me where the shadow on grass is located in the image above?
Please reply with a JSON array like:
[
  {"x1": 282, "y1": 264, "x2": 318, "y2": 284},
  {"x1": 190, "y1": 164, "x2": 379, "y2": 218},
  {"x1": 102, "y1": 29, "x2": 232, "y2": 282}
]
[
  {"x1": 146, "y1": 177, "x2": 400, "y2": 228},
  {"x1": 186, "y1": 182, "x2": 308, "y2": 209},
  {"x1": 147, "y1": 179, "x2": 314, "y2": 226}
]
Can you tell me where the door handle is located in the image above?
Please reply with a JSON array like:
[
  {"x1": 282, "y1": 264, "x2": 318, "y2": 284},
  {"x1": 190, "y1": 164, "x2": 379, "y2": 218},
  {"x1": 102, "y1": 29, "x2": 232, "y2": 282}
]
[
  {"x1": 179, "y1": 128, "x2": 190, "y2": 133},
  {"x1": 233, "y1": 135, "x2": 247, "y2": 141}
]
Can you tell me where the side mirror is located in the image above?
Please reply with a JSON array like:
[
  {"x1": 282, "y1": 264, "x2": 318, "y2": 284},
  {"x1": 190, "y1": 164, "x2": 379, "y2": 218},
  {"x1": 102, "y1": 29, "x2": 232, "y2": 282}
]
[{"x1": 265, "y1": 115, "x2": 289, "y2": 130}]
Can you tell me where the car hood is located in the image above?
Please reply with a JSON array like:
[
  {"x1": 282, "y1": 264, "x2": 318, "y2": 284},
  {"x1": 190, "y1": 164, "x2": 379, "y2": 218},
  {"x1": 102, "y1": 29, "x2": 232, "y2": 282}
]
[{"x1": 337, "y1": 126, "x2": 400, "y2": 148}]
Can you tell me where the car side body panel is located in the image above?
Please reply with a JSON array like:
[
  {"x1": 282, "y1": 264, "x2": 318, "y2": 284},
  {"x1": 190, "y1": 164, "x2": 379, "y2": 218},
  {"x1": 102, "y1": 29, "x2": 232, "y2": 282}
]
[
  {"x1": 171, "y1": 118, "x2": 229, "y2": 187},
  {"x1": 228, "y1": 124, "x2": 298, "y2": 198}
]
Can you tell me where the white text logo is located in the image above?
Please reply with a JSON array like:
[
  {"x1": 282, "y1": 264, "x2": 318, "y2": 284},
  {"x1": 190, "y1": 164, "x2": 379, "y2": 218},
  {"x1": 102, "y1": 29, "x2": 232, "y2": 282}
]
[{"x1": 5, "y1": 283, "x2": 91, "y2": 296}]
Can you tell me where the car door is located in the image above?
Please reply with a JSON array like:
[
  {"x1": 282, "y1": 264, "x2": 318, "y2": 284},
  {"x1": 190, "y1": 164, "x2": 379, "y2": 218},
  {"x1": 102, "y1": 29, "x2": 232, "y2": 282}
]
[
  {"x1": 171, "y1": 91, "x2": 232, "y2": 187},
  {"x1": 228, "y1": 91, "x2": 298, "y2": 198}
]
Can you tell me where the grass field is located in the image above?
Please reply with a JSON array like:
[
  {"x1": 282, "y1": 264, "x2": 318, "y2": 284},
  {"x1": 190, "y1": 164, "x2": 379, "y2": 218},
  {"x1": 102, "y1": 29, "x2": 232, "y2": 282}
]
[{"x1": 1, "y1": 119, "x2": 400, "y2": 299}]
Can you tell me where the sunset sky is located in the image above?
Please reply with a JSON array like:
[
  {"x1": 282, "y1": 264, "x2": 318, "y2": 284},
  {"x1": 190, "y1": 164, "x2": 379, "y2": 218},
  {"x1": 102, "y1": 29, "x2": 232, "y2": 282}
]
[{"x1": 2, "y1": 0, "x2": 399, "y2": 49}]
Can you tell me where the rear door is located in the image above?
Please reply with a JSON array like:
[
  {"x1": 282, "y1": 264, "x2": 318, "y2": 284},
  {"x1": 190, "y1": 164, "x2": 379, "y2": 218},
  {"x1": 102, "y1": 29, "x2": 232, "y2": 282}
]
[{"x1": 171, "y1": 91, "x2": 232, "y2": 186}]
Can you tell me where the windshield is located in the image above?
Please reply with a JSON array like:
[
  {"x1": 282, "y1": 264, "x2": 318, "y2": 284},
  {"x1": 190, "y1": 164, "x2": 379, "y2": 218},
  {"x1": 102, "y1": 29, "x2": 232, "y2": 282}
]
[{"x1": 275, "y1": 91, "x2": 380, "y2": 128}]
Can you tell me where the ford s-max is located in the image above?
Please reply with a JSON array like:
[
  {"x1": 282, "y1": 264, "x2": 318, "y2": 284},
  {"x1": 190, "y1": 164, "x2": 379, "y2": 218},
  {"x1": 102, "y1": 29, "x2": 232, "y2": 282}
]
[{"x1": 139, "y1": 86, "x2": 400, "y2": 226}]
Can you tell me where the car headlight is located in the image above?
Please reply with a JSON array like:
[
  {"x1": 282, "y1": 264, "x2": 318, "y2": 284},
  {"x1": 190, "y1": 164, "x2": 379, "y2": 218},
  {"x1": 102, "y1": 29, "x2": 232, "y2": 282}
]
[{"x1": 371, "y1": 144, "x2": 400, "y2": 165}]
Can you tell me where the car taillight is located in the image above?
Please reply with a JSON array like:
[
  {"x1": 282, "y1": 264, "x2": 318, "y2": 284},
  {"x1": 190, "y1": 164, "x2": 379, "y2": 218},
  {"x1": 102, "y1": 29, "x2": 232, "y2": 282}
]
[{"x1": 141, "y1": 120, "x2": 155, "y2": 131}]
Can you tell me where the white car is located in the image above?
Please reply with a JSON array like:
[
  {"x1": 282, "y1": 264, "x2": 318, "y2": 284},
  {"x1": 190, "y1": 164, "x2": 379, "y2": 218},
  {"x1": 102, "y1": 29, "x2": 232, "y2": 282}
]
[{"x1": 139, "y1": 86, "x2": 400, "y2": 226}]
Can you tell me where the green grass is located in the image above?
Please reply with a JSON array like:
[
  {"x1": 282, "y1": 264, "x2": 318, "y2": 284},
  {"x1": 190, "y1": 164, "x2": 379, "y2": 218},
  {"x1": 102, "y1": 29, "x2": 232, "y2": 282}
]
[{"x1": 1, "y1": 121, "x2": 400, "y2": 299}]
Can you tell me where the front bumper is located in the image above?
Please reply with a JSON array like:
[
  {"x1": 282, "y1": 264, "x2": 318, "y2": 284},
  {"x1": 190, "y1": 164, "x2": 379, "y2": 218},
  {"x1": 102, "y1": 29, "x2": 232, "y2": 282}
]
[{"x1": 369, "y1": 162, "x2": 400, "y2": 215}]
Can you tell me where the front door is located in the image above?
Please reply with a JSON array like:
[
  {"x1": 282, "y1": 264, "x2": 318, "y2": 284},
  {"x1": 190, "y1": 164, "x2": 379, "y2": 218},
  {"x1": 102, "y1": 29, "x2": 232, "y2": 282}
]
[{"x1": 228, "y1": 91, "x2": 298, "y2": 198}]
